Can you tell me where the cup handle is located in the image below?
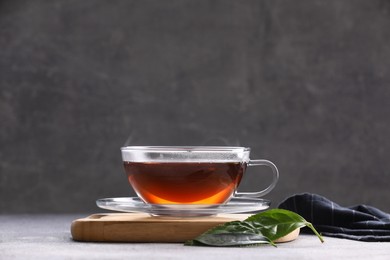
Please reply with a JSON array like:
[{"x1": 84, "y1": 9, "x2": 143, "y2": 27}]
[{"x1": 235, "y1": 159, "x2": 279, "y2": 198}]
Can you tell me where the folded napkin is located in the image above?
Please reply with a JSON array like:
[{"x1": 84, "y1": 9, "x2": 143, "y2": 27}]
[{"x1": 278, "y1": 193, "x2": 390, "y2": 242}]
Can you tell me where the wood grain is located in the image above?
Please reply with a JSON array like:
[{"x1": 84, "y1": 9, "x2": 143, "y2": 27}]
[{"x1": 71, "y1": 213, "x2": 299, "y2": 243}]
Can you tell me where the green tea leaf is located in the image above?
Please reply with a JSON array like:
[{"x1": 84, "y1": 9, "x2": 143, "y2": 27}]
[
  {"x1": 246, "y1": 209, "x2": 324, "y2": 243},
  {"x1": 186, "y1": 221, "x2": 274, "y2": 247},
  {"x1": 188, "y1": 233, "x2": 273, "y2": 247},
  {"x1": 185, "y1": 209, "x2": 324, "y2": 247}
]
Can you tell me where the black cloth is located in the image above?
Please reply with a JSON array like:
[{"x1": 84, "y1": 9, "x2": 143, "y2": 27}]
[{"x1": 278, "y1": 193, "x2": 390, "y2": 242}]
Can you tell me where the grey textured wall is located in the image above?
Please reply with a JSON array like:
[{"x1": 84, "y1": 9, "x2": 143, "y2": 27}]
[{"x1": 1, "y1": 0, "x2": 390, "y2": 213}]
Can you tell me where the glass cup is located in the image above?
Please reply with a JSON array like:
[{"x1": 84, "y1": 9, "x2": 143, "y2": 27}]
[{"x1": 121, "y1": 146, "x2": 279, "y2": 205}]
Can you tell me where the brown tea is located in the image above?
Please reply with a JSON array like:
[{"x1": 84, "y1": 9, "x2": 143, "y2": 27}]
[{"x1": 124, "y1": 161, "x2": 246, "y2": 204}]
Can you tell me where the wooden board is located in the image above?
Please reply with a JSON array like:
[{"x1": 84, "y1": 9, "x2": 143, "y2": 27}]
[{"x1": 71, "y1": 213, "x2": 299, "y2": 243}]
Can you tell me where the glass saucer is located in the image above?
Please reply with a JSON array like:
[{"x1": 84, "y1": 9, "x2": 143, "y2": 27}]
[{"x1": 96, "y1": 197, "x2": 270, "y2": 217}]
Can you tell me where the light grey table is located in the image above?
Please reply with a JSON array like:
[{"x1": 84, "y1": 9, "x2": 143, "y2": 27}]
[{"x1": 1, "y1": 214, "x2": 390, "y2": 260}]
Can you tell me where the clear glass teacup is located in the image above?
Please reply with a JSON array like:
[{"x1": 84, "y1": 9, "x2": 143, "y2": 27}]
[{"x1": 121, "y1": 146, "x2": 279, "y2": 205}]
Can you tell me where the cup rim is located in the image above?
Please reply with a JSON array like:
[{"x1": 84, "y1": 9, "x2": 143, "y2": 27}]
[{"x1": 120, "y1": 146, "x2": 250, "y2": 152}]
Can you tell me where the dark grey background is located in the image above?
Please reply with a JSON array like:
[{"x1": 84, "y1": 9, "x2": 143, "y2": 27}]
[{"x1": 1, "y1": 0, "x2": 390, "y2": 213}]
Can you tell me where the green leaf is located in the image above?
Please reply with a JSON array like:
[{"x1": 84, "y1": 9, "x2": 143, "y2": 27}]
[
  {"x1": 186, "y1": 221, "x2": 274, "y2": 247},
  {"x1": 188, "y1": 233, "x2": 273, "y2": 247},
  {"x1": 246, "y1": 209, "x2": 324, "y2": 243},
  {"x1": 185, "y1": 209, "x2": 324, "y2": 247}
]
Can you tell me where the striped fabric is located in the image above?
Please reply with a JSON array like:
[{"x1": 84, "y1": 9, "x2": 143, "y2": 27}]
[{"x1": 278, "y1": 193, "x2": 390, "y2": 242}]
